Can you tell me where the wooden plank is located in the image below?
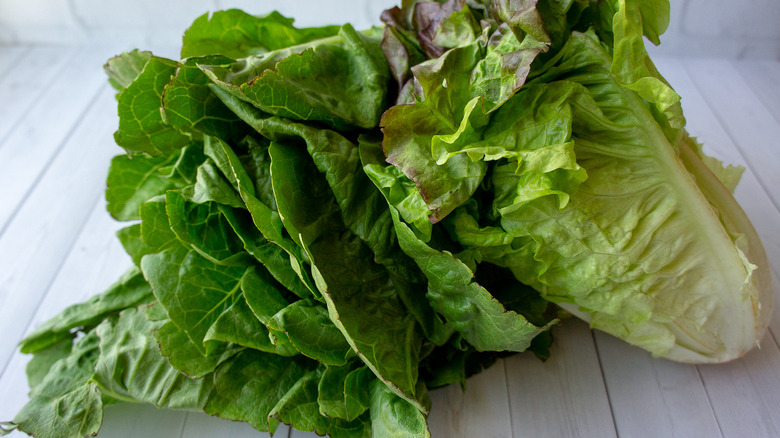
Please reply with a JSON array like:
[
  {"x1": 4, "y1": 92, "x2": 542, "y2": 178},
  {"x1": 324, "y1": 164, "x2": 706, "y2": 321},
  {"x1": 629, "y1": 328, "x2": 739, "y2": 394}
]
[
  {"x1": 0, "y1": 47, "x2": 76, "y2": 143},
  {"x1": 696, "y1": 342, "x2": 780, "y2": 437},
  {"x1": 0, "y1": 47, "x2": 116, "y2": 237},
  {"x1": 736, "y1": 60, "x2": 780, "y2": 124},
  {"x1": 427, "y1": 357, "x2": 513, "y2": 438},
  {"x1": 594, "y1": 332, "x2": 721, "y2": 438},
  {"x1": 681, "y1": 58, "x2": 780, "y2": 211},
  {"x1": 0, "y1": 85, "x2": 119, "y2": 371},
  {"x1": 8, "y1": 201, "x2": 130, "y2": 350},
  {"x1": 505, "y1": 319, "x2": 616, "y2": 438},
  {"x1": 180, "y1": 411, "x2": 291, "y2": 438}
]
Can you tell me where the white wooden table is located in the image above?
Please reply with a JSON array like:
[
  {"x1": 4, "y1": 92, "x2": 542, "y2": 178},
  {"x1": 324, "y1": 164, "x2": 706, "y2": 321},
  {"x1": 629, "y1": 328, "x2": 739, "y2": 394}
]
[{"x1": 0, "y1": 45, "x2": 778, "y2": 438}]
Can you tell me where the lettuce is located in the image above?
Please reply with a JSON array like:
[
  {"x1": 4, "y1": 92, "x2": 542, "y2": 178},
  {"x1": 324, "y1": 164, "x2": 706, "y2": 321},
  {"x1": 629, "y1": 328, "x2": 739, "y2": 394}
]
[
  {"x1": 1, "y1": 1, "x2": 771, "y2": 437},
  {"x1": 378, "y1": 0, "x2": 771, "y2": 363},
  {"x1": 490, "y1": 31, "x2": 769, "y2": 362}
]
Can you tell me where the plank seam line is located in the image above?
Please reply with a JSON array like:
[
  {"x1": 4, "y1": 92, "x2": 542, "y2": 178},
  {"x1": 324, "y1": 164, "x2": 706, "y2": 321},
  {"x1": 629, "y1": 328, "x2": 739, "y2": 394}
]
[
  {"x1": 766, "y1": 271, "x2": 780, "y2": 352},
  {"x1": 734, "y1": 61, "x2": 780, "y2": 125},
  {"x1": 693, "y1": 365, "x2": 726, "y2": 438},
  {"x1": 0, "y1": 47, "x2": 79, "y2": 148},
  {"x1": 590, "y1": 330, "x2": 620, "y2": 438},
  {"x1": 767, "y1": 327, "x2": 780, "y2": 356},
  {"x1": 178, "y1": 411, "x2": 190, "y2": 438},
  {"x1": 0, "y1": 189, "x2": 107, "y2": 380},
  {"x1": 502, "y1": 359, "x2": 516, "y2": 438},
  {"x1": 0, "y1": 81, "x2": 107, "y2": 240},
  {"x1": 680, "y1": 60, "x2": 780, "y2": 216},
  {"x1": 0, "y1": 47, "x2": 28, "y2": 78},
  {"x1": 66, "y1": 0, "x2": 90, "y2": 36}
]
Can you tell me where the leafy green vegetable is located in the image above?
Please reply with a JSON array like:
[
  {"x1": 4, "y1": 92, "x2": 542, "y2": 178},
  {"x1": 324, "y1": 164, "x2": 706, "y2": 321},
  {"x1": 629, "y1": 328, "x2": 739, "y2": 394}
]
[
  {"x1": 203, "y1": 349, "x2": 315, "y2": 434},
  {"x1": 104, "y1": 49, "x2": 151, "y2": 91},
  {"x1": 181, "y1": 10, "x2": 341, "y2": 60},
  {"x1": 161, "y1": 55, "x2": 251, "y2": 144},
  {"x1": 488, "y1": 30, "x2": 767, "y2": 362},
  {"x1": 268, "y1": 139, "x2": 425, "y2": 410},
  {"x1": 106, "y1": 153, "x2": 180, "y2": 221},
  {"x1": 112, "y1": 54, "x2": 191, "y2": 156},
  {"x1": 93, "y1": 307, "x2": 213, "y2": 409},
  {"x1": 200, "y1": 23, "x2": 389, "y2": 130},
  {"x1": 363, "y1": 148, "x2": 553, "y2": 353},
  {"x1": 4, "y1": 1, "x2": 771, "y2": 437},
  {"x1": 19, "y1": 268, "x2": 153, "y2": 354},
  {"x1": 10, "y1": 332, "x2": 103, "y2": 438}
]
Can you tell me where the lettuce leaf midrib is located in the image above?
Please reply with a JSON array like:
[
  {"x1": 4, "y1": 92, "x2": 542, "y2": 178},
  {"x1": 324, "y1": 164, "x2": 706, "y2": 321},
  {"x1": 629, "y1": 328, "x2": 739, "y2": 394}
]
[
  {"x1": 575, "y1": 68, "x2": 749, "y2": 286},
  {"x1": 619, "y1": 87, "x2": 750, "y2": 289}
]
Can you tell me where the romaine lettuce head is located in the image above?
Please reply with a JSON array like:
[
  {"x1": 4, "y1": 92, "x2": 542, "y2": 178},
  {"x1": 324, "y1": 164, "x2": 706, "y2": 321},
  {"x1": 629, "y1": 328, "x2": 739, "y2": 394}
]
[
  {"x1": 538, "y1": 127, "x2": 772, "y2": 363},
  {"x1": 500, "y1": 32, "x2": 772, "y2": 363},
  {"x1": 392, "y1": 27, "x2": 773, "y2": 363}
]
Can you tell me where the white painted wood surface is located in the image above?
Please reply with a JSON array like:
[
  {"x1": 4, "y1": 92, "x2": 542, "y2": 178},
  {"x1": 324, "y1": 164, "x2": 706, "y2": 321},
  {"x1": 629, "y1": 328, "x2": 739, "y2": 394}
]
[{"x1": 0, "y1": 47, "x2": 778, "y2": 438}]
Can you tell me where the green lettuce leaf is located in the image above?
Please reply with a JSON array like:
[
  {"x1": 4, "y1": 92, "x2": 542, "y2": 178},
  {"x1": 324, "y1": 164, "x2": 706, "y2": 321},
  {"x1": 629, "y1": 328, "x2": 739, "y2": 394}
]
[
  {"x1": 201, "y1": 24, "x2": 389, "y2": 130},
  {"x1": 608, "y1": 0, "x2": 682, "y2": 128},
  {"x1": 181, "y1": 159, "x2": 246, "y2": 208},
  {"x1": 155, "y1": 319, "x2": 242, "y2": 379},
  {"x1": 203, "y1": 136, "x2": 318, "y2": 298},
  {"x1": 114, "y1": 55, "x2": 191, "y2": 156},
  {"x1": 106, "y1": 153, "x2": 179, "y2": 220},
  {"x1": 380, "y1": 9, "x2": 548, "y2": 222},
  {"x1": 24, "y1": 337, "x2": 75, "y2": 392},
  {"x1": 365, "y1": 161, "x2": 553, "y2": 353},
  {"x1": 20, "y1": 268, "x2": 153, "y2": 354},
  {"x1": 161, "y1": 55, "x2": 250, "y2": 144},
  {"x1": 268, "y1": 369, "x2": 371, "y2": 438},
  {"x1": 203, "y1": 295, "x2": 288, "y2": 354},
  {"x1": 164, "y1": 191, "x2": 250, "y2": 265},
  {"x1": 93, "y1": 307, "x2": 213, "y2": 410},
  {"x1": 8, "y1": 332, "x2": 103, "y2": 438},
  {"x1": 317, "y1": 362, "x2": 372, "y2": 421},
  {"x1": 141, "y1": 243, "x2": 250, "y2": 355},
  {"x1": 203, "y1": 349, "x2": 315, "y2": 434},
  {"x1": 369, "y1": 378, "x2": 430, "y2": 438},
  {"x1": 181, "y1": 10, "x2": 340, "y2": 60},
  {"x1": 221, "y1": 207, "x2": 312, "y2": 298},
  {"x1": 268, "y1": 140, "x2": 426, "y2": 412},
  {"x1": 268, "y1": 299, "x2": 355, "y2": 366},
  {"x1": 104, "y1": 49, "x2": 152, "y2": 92}
]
